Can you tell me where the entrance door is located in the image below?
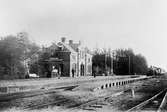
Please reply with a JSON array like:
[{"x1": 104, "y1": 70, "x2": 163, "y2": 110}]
[{"x1": 80, "y1": 64, "x2": 84, "y2": 76}]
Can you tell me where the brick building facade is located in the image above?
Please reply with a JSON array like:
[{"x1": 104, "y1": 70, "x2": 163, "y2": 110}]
[{"x1": 45, "y1": 37, "x2": 92, "y2": 77}]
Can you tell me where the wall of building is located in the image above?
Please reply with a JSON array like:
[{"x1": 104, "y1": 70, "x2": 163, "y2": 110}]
[
  {"x1": 86, "y1": 54, "x2": 92, "y2": 76},
  {"x1": 53, "y1": 51, "x2": 71, "y2": 77},
  {"x1": 77, "y1": 48, "x2": 92, "y2": 76},
  {"x1": 50, "y1": 39, "x2": 93, "y2": 77},
  {"x1": 70, "y1": 53, "x2": 77, "y2": 77},
  {"x1": 78, "y1": 49, "x2": 86, "y2": 76},
  {"x1": 62, "y1": 61, "x2": 70, "y2": 77}
]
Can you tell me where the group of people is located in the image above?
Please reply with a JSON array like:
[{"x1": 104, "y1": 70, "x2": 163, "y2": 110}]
[
  {"x1": 52, "y1": 66, "x2": 98, "y2": 78},
  {"x1": 51, "y1": 66, "x2": 61, "y2": 79},
  {"x1": 52, "y1": 66, "x2": 76, "y2": 79}
]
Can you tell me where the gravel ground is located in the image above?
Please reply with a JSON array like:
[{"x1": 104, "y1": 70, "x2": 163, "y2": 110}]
[
  {"x1": 105, "y1": 75, "x2": 167, "y2": 112},
  {"x1": 0, "y1": 75, "x2": 166, "y2": 112}
]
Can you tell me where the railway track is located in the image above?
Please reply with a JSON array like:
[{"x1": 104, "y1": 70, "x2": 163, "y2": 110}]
[
  {"x1": 23, "y1": 95, "x2": 77, "y2": 110},
  {"x1": 73, "y1": 77, "x2": 166, "y2": 112},
  {"x1": 0, "y1": 85, "x2": 78, "y2": 102},
  {"x1": 70, "y1": 91, "x2": 125, "y2": 111},
  {"x1": 22, "y1": 77, "x2": 153, "y2": 111},
  {"x1": 23, "y1": 88, "x2": 167, "y2": 112},
  {"x1": 0, "y1": 76, "x2": 162, "y2": 112},
  {"x1": 23, "y1": 89, "x2": 126, "y2": 111},
  {"x1": 127, "y1": 88, "x2": 167, "y2": 112}
]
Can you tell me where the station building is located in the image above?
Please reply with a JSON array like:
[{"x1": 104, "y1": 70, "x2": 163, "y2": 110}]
[{"x1": 43, "y1": 37, "x2": 92, "y2": 77}]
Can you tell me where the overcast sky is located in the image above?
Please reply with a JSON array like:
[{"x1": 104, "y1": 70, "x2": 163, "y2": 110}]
[{"x1": 0, "y1": 0, "x2": 167, "y2": 70}]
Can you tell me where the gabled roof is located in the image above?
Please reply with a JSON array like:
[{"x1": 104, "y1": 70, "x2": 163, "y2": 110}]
[
  {"x1": 49, "y1": 43, "x2": 59, "y2": 50},
  {"x1": 69, "y1": 43, "x2": 80, "y2": 52},
  {"x1": 49, "y1": 40, "x2": 92, "y2": 56},
  {"x1": 57, "y1": 42, "x2": 77, "y2": 54}
]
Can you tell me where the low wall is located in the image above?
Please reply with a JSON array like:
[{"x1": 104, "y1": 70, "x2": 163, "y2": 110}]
[{"x1": 93, "y1": 76, "x2": 149, "y2": 91}]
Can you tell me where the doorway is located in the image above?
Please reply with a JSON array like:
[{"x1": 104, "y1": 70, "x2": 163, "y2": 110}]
[{"x1": 80, "y1": 64, "x2": 84, "y2": 76}]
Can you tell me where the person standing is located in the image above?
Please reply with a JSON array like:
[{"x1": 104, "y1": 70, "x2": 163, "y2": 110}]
[
  {"x1": 93, "y1": 70, "x2": 96, "y2": 78},
  {"x1": 72, "y1": 68, "x2": 75, "y2": 78},
  {"x1": 52, "y1": 66, "x2": 58, "y2": 78},
  {"x1": 58, "y1": 66, "x2": 61, "y2": 79}
]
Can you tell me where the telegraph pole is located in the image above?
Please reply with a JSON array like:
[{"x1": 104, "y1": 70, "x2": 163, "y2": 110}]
[
  {"x1": 105, "y1": 53, "x2": 107, "y2": 75},
  {"x1": 112, "y1": 51, "x2": 115, "y2": 75},
  {"x1": 110, "y1": 52, "x2": 112, "y2": 74},
  {"x1": 128, "y1": 55, "x2": 131, "y2": 75}
]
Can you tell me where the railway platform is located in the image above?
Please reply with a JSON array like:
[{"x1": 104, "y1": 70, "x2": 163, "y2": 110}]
[{"x1": 0, "y1": 75, "x2": 145, "y2": 94}]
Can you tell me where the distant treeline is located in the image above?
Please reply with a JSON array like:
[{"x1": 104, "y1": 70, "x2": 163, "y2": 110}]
[
  {"x1": 92, "y1": 48, "x2": 148, "y2": 75},
  {"x1": 0, "y1": 32, "x2": 40, "y2": 79}
]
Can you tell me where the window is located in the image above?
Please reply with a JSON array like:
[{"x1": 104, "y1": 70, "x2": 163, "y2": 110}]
[
  {"x1": 88, "y1": 58, "x2": 90, "y2": 63},
  {"x1": 81, "y1": 51, "x2": 84, "y2": 59},
  {"x1": 72, "y1": 55, "x2": 76, "y2": 60},
  {"x1": 88, "y1": 65, "x2": 92, "y2": 73},
  {"x1": 72, "y1": 63, "x2": 76, "y2": 71}
]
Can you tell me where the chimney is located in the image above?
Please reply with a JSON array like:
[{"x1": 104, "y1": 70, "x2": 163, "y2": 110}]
[
  {"x1": 61, "y1": 37, "x2": 66, "y2": 43},
  {"x1": 69, "y1": 40, "x2": 73, "y2": 45}
]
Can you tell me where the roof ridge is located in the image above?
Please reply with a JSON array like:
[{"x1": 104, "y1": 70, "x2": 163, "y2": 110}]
[{"x1": 58, "y1": 42, "x2": 77, "y2": 53}]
